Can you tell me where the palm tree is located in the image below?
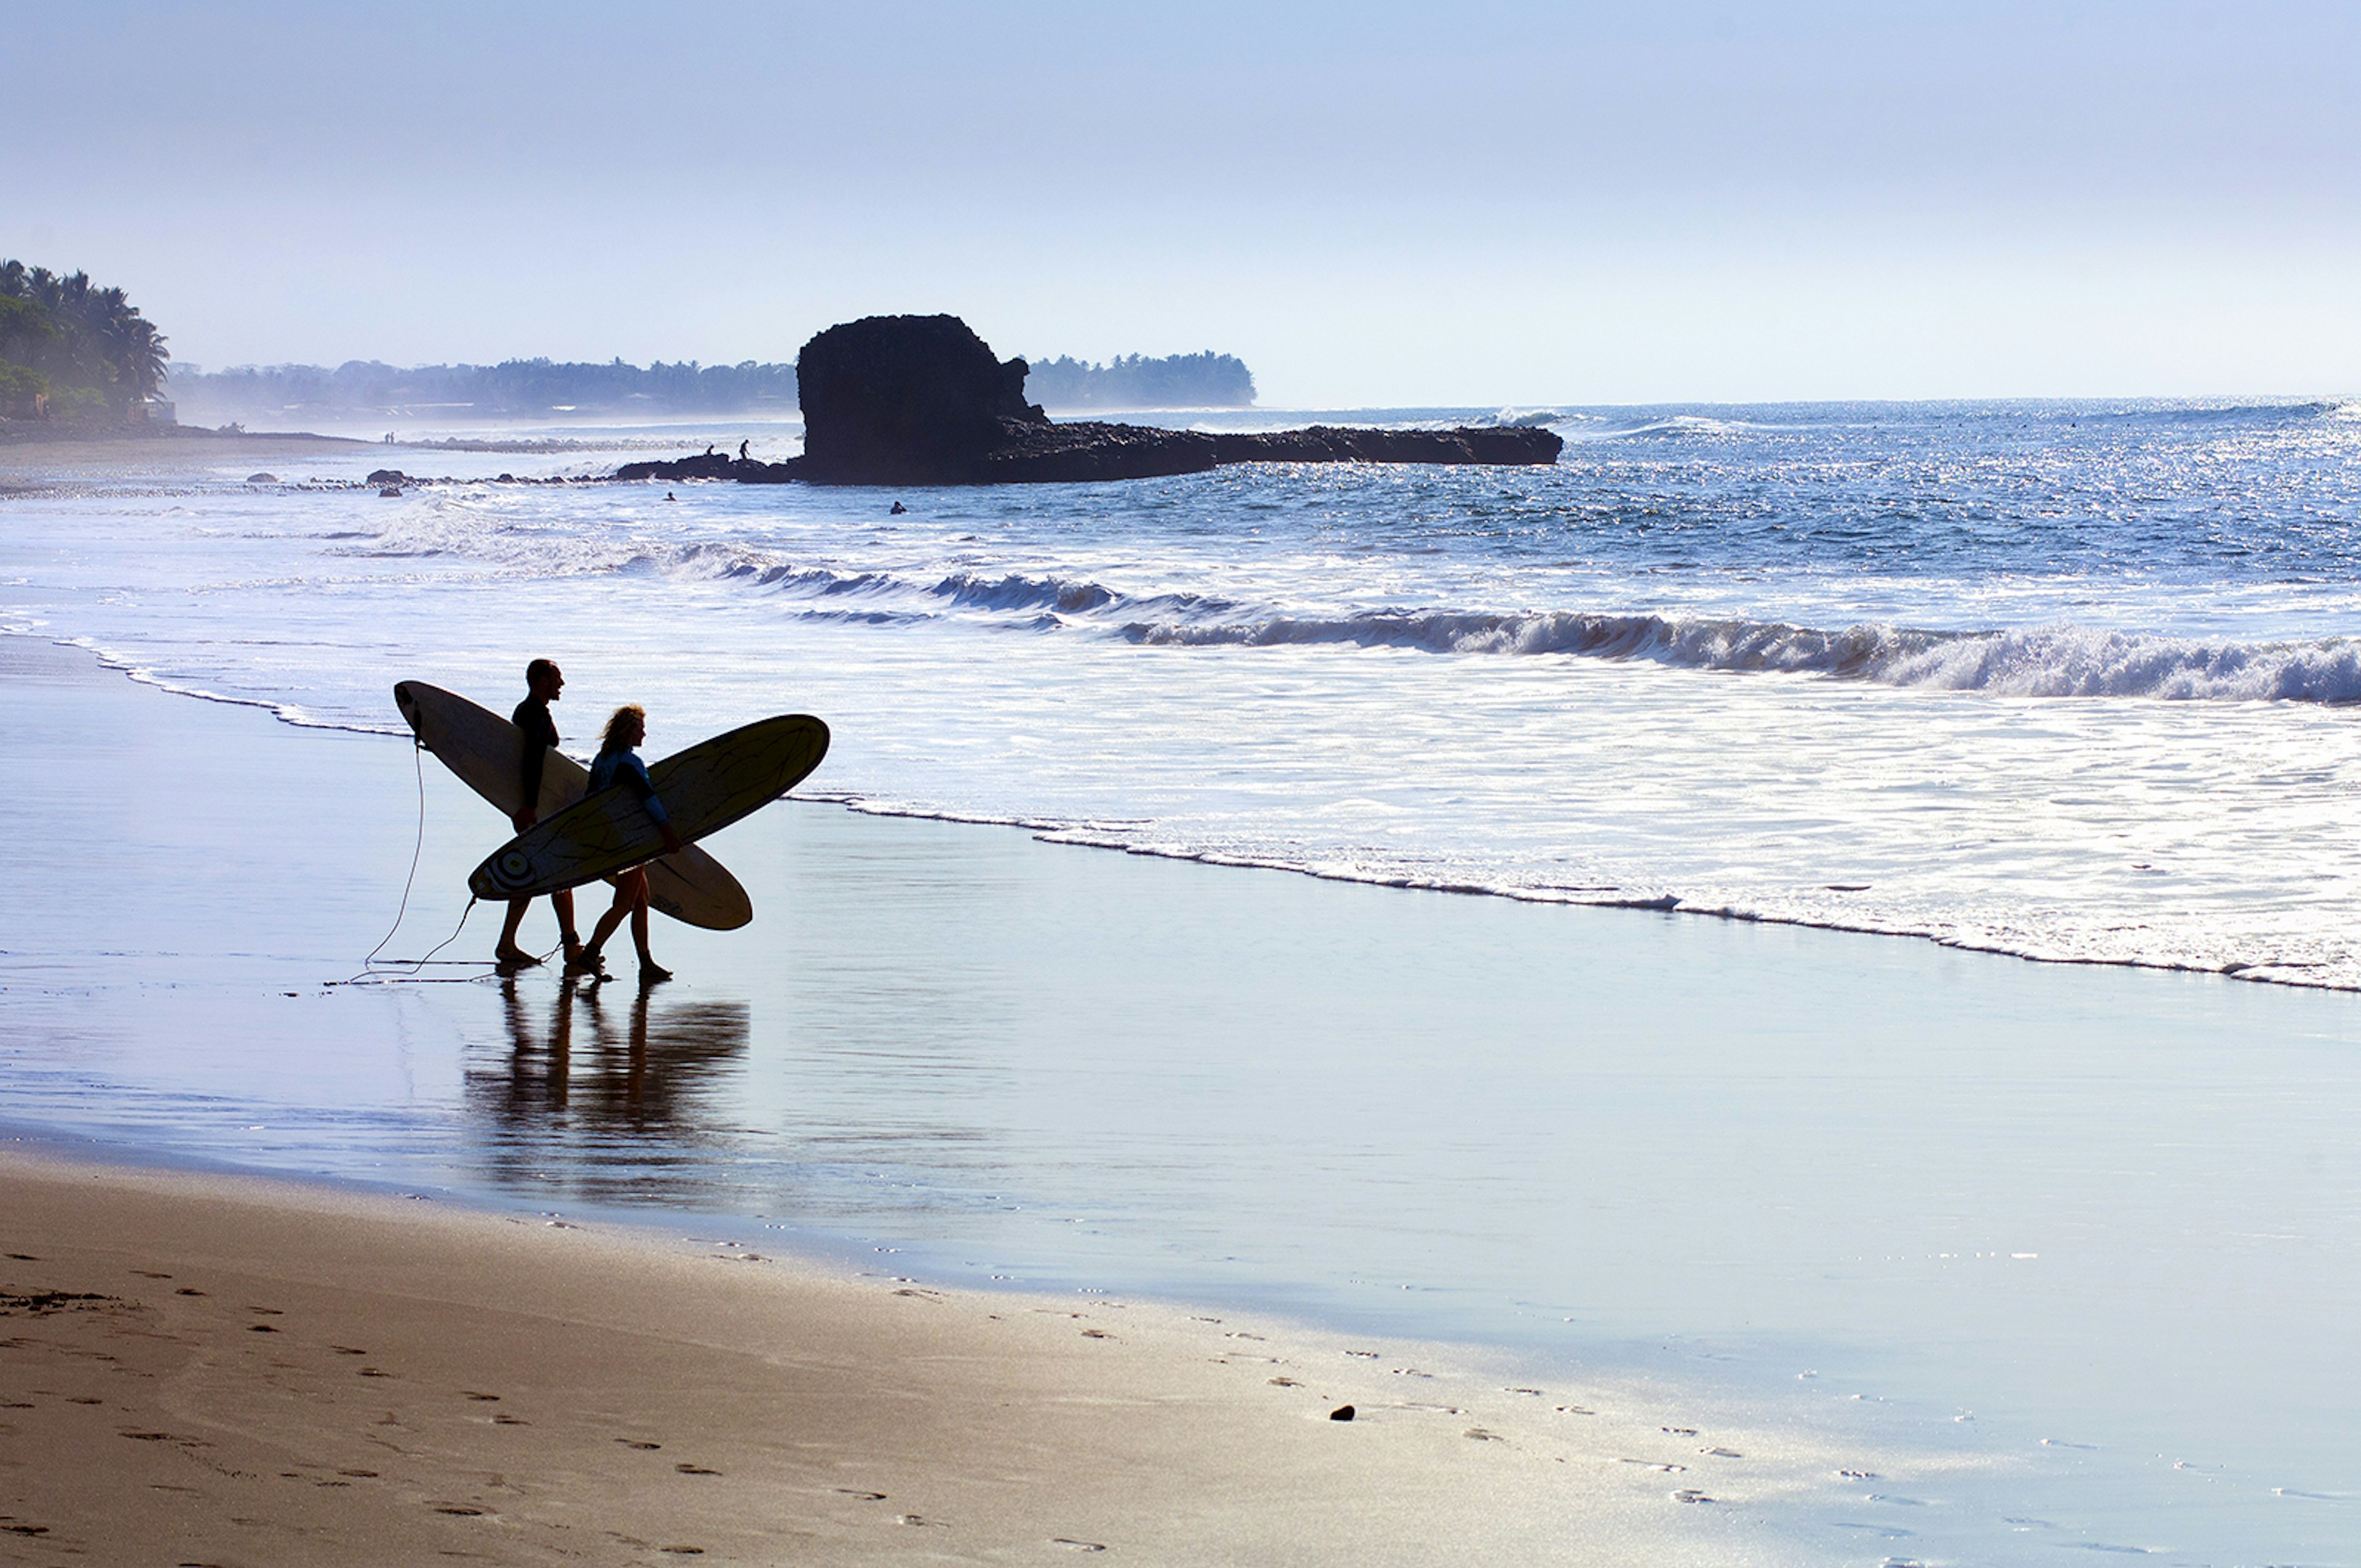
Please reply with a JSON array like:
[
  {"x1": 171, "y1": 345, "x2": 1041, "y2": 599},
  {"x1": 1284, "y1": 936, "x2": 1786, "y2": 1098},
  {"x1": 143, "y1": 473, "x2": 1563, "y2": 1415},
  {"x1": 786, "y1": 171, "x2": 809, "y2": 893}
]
[{"x1": 0, "y1": 261, "x2": 170, "y2": 412}]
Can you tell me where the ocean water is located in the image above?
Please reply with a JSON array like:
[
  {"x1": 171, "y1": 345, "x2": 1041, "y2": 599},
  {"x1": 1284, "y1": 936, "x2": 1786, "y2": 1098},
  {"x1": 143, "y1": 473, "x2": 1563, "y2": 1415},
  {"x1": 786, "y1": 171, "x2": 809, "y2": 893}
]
[
  {"x1": 9, "y1": 397, "x2": 2361, "y2": 987},
  {"x1": 6, "y1": 400, "x2": 2361, "y2": 1562}
]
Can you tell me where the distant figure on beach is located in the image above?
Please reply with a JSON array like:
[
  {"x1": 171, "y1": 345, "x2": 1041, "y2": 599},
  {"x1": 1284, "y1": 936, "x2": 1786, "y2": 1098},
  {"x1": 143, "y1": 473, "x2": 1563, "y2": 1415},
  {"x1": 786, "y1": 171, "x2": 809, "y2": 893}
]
[
  {"x1": 495, "y1": 659, "x2": 582, "y2": 971},
  {"x1": 569, "y1": 704, "x2": 684, "y2": 985},
  {"x1": 738, "y1": 439, "x2": 749, "y2": 460}
]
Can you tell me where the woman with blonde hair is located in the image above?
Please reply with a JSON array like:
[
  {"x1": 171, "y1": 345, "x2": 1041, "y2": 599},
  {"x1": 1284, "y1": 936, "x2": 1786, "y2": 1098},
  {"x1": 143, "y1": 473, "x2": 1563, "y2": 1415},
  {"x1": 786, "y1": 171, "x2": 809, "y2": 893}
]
[{"x1": 568, "y1": 704, "x2": 684, "y2": 983}]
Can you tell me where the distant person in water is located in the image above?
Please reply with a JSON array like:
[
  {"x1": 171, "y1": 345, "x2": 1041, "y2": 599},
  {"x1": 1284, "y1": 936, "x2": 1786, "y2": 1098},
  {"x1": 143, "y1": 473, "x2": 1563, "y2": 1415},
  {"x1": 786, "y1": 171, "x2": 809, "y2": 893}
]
[
  {"x1": 569, "y1": 704, "x2": 685, "y2": 984},
  {"x1": 494, "y1": 658, "x2": 582, "y2": 970}
]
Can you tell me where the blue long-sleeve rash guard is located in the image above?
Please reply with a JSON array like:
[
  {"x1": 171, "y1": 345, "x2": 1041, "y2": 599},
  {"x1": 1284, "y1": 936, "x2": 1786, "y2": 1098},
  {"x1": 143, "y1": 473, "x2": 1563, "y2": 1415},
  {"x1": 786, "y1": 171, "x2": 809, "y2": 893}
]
[{"x1": 588, "y1": 746, "x2": 670, "y2": 826}]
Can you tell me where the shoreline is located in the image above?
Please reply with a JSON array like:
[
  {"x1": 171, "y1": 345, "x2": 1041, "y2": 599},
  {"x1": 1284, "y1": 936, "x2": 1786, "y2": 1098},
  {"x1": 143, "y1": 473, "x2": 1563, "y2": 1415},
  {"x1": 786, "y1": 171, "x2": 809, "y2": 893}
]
[
  {"x1": 9, "y1": 618, "x2": 2351, "y2": 996},
  {"x1": 26, "y1": 620, "x2": 2361, "y2": 999}
]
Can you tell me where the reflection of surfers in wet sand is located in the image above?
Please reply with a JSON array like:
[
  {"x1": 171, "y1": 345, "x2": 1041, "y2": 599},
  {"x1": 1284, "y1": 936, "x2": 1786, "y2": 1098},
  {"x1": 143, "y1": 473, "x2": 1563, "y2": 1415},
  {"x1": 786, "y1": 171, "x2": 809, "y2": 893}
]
[
  {"x1": 568, "y1": 704, "x2": 684, "y2": 983},
  {"x1": 494, "y1": 658, "x2": 583, "y2": 971},
  {"x1": 488, "y1": 974, "x2": 749, "y2": 1133}
]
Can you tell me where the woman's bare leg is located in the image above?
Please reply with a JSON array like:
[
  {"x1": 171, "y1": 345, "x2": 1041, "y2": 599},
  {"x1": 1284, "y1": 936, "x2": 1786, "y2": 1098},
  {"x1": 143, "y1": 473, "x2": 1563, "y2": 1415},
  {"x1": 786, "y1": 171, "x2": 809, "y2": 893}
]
[{"x1": 575, "y1": 879, "x2": 635, "y2": 974}]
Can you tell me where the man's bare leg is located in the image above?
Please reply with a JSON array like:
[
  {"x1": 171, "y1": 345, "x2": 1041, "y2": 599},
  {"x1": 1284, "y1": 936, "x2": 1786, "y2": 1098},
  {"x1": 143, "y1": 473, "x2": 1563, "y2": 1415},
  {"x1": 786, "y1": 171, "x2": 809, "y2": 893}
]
[
  {"x1": 494, "y1": 897, "x2": 539, "y2": 967},
  {"x1": 498, "y1": 888, "x2": 582, "y2": 969},
  {"x1": 552, "y1": 888, "x2": 582, "y2": 964}
]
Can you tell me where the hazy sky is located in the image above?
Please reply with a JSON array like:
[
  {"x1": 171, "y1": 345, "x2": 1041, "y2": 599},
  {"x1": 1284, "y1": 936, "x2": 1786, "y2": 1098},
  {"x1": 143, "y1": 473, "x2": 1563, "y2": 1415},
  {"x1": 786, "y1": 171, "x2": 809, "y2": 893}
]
[{"x1": 17, "y1": 1, "x2": 2359, "y2": 404}]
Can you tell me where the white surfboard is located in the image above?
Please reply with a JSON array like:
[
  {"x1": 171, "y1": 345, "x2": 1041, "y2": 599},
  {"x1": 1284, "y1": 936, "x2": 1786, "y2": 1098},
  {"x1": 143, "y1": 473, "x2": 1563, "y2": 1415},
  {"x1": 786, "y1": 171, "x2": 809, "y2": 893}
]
[
  {"x1": 470, "y1": 714, "x2": 829, "y2": 904},
  {"x1": 394, "y1": 681, "x2": 754, "y2": 931}
]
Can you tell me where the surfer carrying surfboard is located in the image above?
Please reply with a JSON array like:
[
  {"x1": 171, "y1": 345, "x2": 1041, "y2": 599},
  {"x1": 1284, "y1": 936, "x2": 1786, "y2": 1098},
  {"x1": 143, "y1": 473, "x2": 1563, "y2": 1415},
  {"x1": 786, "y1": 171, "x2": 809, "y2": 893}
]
[
  {"x1": 568, "y1": 704, "x2": 686, "y2": 983},
  {"x1": 494, "y1": 660, "x2": 585, "y2": 971}
]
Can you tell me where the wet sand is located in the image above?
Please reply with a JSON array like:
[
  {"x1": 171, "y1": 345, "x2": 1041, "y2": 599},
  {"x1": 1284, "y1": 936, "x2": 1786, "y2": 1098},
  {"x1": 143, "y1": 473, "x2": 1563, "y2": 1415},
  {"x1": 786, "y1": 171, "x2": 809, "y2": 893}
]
[{"x1": 0, "y1": 1148, "x2": 1817, "y2": 1566}]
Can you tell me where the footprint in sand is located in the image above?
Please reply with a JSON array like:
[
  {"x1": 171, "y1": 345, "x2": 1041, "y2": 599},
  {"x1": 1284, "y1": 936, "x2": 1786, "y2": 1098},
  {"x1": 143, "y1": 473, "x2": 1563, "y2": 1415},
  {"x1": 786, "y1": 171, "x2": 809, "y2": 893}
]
[
  {"x1": 618, "y1": 1439, "x2": 662, "y2": 1451},
  {"x1": 176, "y1": 1288, "x2": 206, "y2": 1297},
  {"x1": 1052, "y1": 1539, "x2": 1107, "y2": 1551},
  {"x1": 674, "y1": 1464, "x2": 721, "y2": 1476},
  {"x1": 835, "y1": 1489, "x2": 887, "y2": 1501},
  {"x1": 464, "y1": 1392, "x2": 500, "y2": 1401}
]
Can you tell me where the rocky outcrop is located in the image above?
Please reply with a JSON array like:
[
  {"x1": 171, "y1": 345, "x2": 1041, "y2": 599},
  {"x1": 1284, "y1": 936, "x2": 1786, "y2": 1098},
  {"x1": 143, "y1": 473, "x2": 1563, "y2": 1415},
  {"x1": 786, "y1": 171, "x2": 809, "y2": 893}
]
[
  {"x1": 797, "y1": 315, "x2": 1046, "y2": 484},
  {"x1": 612, "y1": 452, "x2": 797, "y2": 483},
  {"x1": 614, "y1": 315, "x2": 1562, "y2": 487}
]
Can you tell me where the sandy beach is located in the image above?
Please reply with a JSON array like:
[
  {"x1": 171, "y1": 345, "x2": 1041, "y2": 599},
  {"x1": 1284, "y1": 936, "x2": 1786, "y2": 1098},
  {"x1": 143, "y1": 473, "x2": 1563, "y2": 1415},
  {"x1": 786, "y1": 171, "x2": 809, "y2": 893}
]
[{"x1": 0, "y1": 1147, "x2": 1817, "y2": 1566}]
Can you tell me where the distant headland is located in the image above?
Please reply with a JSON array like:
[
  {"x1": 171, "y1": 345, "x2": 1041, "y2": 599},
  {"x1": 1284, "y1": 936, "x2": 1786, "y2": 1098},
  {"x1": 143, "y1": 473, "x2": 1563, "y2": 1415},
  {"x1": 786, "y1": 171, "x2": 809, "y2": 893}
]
[{"x1": 617, "y1": 315, "x2": 1560, "y2": 486}]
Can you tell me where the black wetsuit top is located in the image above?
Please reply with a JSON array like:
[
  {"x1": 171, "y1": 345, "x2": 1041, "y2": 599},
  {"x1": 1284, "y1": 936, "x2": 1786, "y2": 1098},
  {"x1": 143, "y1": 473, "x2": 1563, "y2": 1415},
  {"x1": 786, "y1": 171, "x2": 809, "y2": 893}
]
[{"x1": 514, "y1": 696, "x2": 560, "y2": 811}]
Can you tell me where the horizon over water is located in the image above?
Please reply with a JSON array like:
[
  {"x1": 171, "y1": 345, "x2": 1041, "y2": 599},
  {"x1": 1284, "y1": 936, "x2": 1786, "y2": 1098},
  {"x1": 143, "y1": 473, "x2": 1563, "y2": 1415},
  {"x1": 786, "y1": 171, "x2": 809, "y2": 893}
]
[{"x1": 6, "y1": 395, "x2": 2361, "y2": 1565}]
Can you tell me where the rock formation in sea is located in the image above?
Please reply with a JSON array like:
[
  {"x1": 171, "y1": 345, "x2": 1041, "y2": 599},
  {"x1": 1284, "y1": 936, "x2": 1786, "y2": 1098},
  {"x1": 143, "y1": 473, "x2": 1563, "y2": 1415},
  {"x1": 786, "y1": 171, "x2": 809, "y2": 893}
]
[{"x1": 615, "y1": 314, "x2": 1561, "y2": 486}]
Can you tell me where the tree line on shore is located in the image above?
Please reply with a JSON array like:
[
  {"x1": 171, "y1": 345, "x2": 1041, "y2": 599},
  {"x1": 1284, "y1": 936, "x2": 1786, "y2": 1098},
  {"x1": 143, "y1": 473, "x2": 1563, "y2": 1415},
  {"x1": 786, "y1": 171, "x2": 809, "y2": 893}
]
[
  {"x1": 169, "y1": 358, "x2": 802, "y2": 424},
  {"x1": 0, "y1": 261, "x2": 170, "y2": 420},
  {"x1": 173, "y1": 349, "x2": 1257, "y2": 422},
  {"x1": 1022, "y1": 352, "x2": 1256, "y2": 409},
  {"x1": 0, "y1": 263, "x2": 1259, "y2": 425}
]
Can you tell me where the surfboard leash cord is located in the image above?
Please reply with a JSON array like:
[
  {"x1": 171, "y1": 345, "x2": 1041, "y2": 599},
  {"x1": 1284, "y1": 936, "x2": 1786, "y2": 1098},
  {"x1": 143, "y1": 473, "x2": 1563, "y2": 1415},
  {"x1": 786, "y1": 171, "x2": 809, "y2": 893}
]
[{"x1": 328, "y1": 741, "x2": 500, "y2": 987}]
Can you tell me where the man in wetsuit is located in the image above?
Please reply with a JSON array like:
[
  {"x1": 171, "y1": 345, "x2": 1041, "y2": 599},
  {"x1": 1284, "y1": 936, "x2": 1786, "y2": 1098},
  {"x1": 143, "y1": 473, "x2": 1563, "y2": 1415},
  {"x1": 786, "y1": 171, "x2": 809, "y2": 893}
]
[{"x1": 493, "y1": 658, "x2": 583, "y2": 969}]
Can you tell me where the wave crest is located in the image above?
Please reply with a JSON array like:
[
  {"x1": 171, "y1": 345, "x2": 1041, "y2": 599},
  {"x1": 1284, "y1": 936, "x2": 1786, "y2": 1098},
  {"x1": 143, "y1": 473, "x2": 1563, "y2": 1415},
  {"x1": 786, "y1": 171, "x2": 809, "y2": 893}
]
[{"x1": 1123, "y1": 610, "x2": 2361, "y2": 702}]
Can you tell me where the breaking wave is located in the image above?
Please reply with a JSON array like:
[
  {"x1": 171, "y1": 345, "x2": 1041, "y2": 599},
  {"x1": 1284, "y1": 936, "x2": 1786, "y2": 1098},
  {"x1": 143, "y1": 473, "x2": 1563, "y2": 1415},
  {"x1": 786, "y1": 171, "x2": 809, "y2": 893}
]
[
  {"x1": 671, "y1": 542, "x2": 2361, "y2": 705},
  {"x1": 1121, "y1": 609, "x2": 2361, "y2": 703}
]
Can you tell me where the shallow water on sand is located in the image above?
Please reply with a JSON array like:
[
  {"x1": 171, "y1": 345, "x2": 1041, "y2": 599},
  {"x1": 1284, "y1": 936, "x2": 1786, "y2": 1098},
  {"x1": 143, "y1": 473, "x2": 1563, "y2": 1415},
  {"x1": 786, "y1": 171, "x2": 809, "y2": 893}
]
[{"x1": 3, "y1": 636, "x2": 2355, "y2": 1566}]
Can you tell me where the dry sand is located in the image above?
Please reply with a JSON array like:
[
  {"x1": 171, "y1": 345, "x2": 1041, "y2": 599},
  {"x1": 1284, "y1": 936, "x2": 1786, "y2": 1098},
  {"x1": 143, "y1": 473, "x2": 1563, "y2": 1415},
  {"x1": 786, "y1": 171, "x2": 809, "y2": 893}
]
[{"x1": 0, "y1": 1149, "x2": 1814, "y2": 1567}]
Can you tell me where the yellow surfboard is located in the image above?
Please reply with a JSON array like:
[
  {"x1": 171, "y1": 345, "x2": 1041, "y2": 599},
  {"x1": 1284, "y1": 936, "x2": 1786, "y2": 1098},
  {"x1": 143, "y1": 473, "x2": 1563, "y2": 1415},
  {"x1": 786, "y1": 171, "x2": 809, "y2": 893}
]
[
  {"x1": 469, "y1": 714, "x2": 829, "y2": 905},
  {"x1": 394, "y1": 680, "x2": 755, "y2": 930}
]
